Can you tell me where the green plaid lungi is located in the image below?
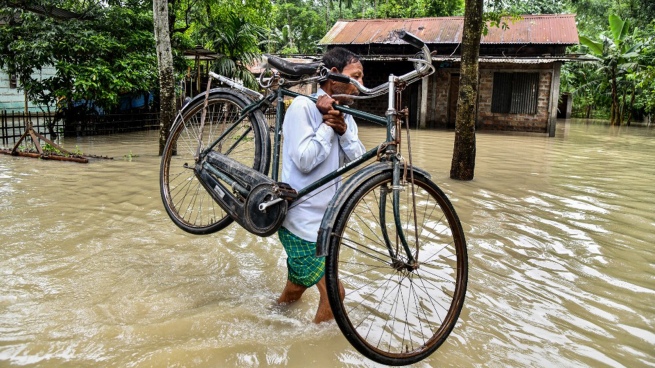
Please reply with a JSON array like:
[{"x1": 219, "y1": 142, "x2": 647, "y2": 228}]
[{"x1": 278, "y1": 227, "x2": 325, "y2": 287}]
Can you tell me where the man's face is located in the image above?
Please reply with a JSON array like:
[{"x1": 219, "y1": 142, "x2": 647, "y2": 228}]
[{"x1": 331, "y1": 61, "x2": 364, "y2": 105}]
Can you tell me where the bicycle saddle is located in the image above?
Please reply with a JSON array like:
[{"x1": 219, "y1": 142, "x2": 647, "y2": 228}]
[{"x1": 264, "y1": 55, "x2": 321, "y2": 77}]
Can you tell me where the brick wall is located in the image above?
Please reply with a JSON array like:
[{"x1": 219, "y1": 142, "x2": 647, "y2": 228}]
[
  {"x1": 477, "y1": 63, "x2": 553, "y2": 133},
  {"x1": 430, "y1": 69, "x2": 451, "y2": 128},
  {"x1": 351, "y1": 60, "x2": 556, "y2": 133}
]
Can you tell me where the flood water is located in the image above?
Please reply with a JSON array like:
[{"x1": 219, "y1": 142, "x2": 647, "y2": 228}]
[{"x1": 1, "y1": 120, "x2": 654, "y2": 367}]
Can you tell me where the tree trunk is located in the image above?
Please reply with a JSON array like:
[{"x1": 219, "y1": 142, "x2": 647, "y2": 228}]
[
  {"x1": 620, "y1": 88, "x2": 627, "y2": 124},
  {"x1": 153, "y1": 0, "x2": 176, "y2": 156},
  {"x1": 326, "y1": 0, "x2": 330, "y2": 31},
  {"x1": 450, "y1": 0, "x2": 482, "y2": 181},
  {"x1": 626, "y1": 84, "x2": 636, "y2": 126},
  {"x1": 610, "y1": 68, "x2": 620, "y2": 126}
]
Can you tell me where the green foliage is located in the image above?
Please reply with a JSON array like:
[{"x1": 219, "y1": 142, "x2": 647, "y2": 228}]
[
  {"x1": 4, "y1": 0, "x2": 653, "y2": 127},
  {"x1": 363, "y1": 0, "x2": 463, "y2": 18},
  {"x1": 123, "y1": 150, "x2": 139, "y2": 161},
  {"x1": 267, "y1": 0, "x2": 326, "y2": 55},
  {"x1": 0, "y1": 1, "x2": 157, "y2": 112},
  {"x1": 484, "y1": 0, "x2": 569, "y2": 15},
  {"x1": 572, "y1": 14, "x2": 646, "y2": 124},
  {"x1": 201, "y1": 12, "x2": 266, "y2": 89},
  {"x1": 42, "y1": 143, "x2": 62, "y2": 155}
]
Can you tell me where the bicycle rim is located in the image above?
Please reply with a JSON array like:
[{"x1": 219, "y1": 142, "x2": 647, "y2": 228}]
[
  {"x1": 326, "y1": 171, "x2": 467, "y2": 365},
  {"x1": 160, "y1": 92, "x2": 269, "y2": 234}
]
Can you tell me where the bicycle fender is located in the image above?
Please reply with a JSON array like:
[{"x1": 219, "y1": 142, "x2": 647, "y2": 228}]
[{"x1": 316, "y1": 162, "x2": 431, "y2": 257}]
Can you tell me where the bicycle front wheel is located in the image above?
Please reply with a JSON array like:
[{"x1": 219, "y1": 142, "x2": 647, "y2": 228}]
[
  {"x1": 325, "y1": 170, "x2": 467, "y2": 366},
  {"x1": 160, "y1": 89, "x2": 270, "y2": 234}
]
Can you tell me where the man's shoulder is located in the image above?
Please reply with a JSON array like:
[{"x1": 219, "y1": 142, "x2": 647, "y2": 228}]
[
  {"x1": 288, "y1": 95, "x2": 314, "y2": 108},
  {"x1": 286, "y1": 95, "x2": 319, "y2": 117}
]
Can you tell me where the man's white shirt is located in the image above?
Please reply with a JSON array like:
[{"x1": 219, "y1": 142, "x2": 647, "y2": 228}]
[{"x1": 280, "y1": 88, "x2": 366, "y2": 242}]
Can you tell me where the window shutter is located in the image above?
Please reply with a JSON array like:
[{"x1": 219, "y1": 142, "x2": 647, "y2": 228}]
[
  {"x1": 510, "y1": 73, "x2": 538, "y2": 114},
  {"x1": 491, "y1": 73, "x2": 512, "y2": 113}
]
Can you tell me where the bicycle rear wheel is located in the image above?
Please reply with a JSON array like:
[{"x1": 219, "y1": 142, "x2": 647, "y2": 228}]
[
  {"x1": 160, "y1": 89, "x2": 270, "y2": 234},
  {"x1": 325, "y1": 170, "x2": 467, "y2": 366}
]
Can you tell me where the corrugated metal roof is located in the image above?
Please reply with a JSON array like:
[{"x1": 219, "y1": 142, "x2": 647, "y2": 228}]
[
  {"x1": 358, "y1": 55, "x2": 591, "y2": 64},
  {"x1": 320, "y1": 14, "x2": 578, "y2": 46}
]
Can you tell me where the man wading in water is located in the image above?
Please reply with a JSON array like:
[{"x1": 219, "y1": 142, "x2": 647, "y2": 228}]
[{"x1": 276, "y1": 47, "x2": 366, "y2": 323}]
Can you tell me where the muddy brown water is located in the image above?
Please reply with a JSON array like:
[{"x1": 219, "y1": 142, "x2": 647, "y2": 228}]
[{"x1": 1, "y1": 120, "x2": 654, "y2": 367}]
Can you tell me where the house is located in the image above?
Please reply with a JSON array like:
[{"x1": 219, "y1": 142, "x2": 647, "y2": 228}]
[
  {"x1": 0, "y1": 67, "x2": 56, "y2": 113},
  {"x1": 319, "y1": 14, "x2": 580, "y2": 136},
  {"x1": 1, "y1": 10, "x2": 61, "y2": 113}
]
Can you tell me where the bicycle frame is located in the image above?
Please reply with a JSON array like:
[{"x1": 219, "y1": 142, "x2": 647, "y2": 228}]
[
  {"x1": 197, "y1": 75, "x2": 422, "y2": 266},
  {"x1": 159, "y1": 31, "x2": 468, "y2": 365}
]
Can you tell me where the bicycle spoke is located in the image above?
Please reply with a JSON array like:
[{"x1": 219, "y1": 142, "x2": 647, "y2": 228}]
[
  {"x1": 338, "y1": 235, "x2": 394, "y2": 265},
  {"x1": 160, "y1": 92, "x2": 268, "y2": 234},
  {"x1": 326, "y1": 172, "x2": 467, "y2": 364}
]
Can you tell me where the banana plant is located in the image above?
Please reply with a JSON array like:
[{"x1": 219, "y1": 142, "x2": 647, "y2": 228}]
[{"x1": 579, "y1": 14, "x2": 641, "y2": 125}]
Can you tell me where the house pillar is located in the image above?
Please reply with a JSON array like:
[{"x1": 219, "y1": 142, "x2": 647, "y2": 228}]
[
  {"x1": 420, "y1": 75, "x2": 428, "y2": 128},
  {"x1": 547, "y1": 62, "x2": 562, "y2": 137}
]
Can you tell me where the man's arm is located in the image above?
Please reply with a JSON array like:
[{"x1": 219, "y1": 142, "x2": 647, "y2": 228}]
[
  {"x1": 338, "y1": 114, "x2": 366, "y2": 161},
  {"x1": 316, "y1": 94, "x2": 365, "y2": 162},
  {"x1": 284, "y1": 98, "x2": 335, "y2": 173}
]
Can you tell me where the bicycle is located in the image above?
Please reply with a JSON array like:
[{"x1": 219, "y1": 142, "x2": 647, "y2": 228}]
[{"x1": 160, "y1": 31, "x2": 467, "y2": 366}]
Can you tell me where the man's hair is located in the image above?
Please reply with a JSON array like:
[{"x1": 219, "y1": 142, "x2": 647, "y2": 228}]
[{"x1": 321, "y1": 47, "x2": 360, "y2": 72}]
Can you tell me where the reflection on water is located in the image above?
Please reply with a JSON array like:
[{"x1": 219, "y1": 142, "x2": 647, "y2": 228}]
[{"x1": 1, "y1": 120, "x2": 654, "y2": 367}]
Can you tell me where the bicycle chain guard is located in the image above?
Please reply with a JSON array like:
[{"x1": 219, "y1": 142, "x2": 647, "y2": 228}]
[{"x1": 197, "y1": 151, "x2": 295, "y2": 237}]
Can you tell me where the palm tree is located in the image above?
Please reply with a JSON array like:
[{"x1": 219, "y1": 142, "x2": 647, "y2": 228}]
[
  {"x1": 201, "y1": 12, "x2": 266, "y2": 89},
  {"x1": 266, "y1": 25, "x2": 301, "y2": 55}
]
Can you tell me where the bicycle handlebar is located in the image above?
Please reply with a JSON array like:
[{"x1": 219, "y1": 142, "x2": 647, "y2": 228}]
[
  {"x1": 211, "y1": 30, "x2": 433, "y2": 100},
  {"x1": 398, "y1": 30, "x2": 426, "y2": 51},
  {"x1": 328, "y1": 30, "x2": 433, "y2": 98}
]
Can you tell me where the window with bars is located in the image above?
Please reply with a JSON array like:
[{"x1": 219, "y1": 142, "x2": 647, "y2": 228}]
[
  {"x1": 9, "y1": 74, "x2": 17, "y2": 89},
  {"x1": 491, "y1": 72, "x2": 539, "y2": 114}
]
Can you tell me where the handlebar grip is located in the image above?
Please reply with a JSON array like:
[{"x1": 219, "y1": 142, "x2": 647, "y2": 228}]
[
  {"x1": 327, "y1": 72, "x2": 352, "y2": 84},
  {"x1": 397, "y1": 30, "x2": 425, "y2": 50}
]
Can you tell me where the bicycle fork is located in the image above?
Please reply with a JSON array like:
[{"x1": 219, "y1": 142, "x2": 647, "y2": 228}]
[
  {"x1": 378, "y1": 158, "x2": 419, "y2": 271},
  {"x1": 379, "y1": 75, "x2": 418, "y2": 270}
]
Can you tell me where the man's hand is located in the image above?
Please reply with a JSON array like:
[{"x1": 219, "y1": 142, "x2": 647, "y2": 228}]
[
  {"x1": 316, "y1": 94, "x2": 346, "y2": 135},
  {"x1": 323, "y1": 109, "x2": 346, "y2": 135},
  {"x1": 316, "y1": 94, "x2": 336, "y2": 114}
]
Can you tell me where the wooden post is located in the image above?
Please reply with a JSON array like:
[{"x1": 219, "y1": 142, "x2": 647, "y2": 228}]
[
  {"x1": 1, "y1": 110, "x2": 6, "y2": 146},
  {"x1": 420, "y1": 75, "x2": 428, "y2": 128},
  {"x1": 24, "y1": 89, "x2": 28, "y2": 115},
  {"x1": 547, "y1": 62, "x2": 562, "y2": 137}
]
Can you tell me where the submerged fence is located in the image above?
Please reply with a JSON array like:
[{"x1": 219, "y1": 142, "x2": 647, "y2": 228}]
[{"x1": 0, "y1": 110, "x2": 160, "y2": 147}]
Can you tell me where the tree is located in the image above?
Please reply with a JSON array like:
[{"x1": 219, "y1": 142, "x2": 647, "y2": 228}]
[
  {"x1": 153, "y1": 0, "x2": 175, "y2": 155},
  {"x1": 369, "y1": 0, "x2": 462, "y2": 18},
  {"x1": 0, "y1": 1, "x2": 157, "y2": 131},
  {"x1": 579, "y1": 14, "x2": 641, "y2": 125},
  {"x1": 450, "y1": 0, "x2": 483, "y2": 181},
  {"x1": 632, "y1": 23, "x2": 655, "y2": 120},
  {"x1": 197, "y1": 12, "x2": 266, "y2": 89},
  {"x1": 484, "y1": 0, "x2": 569, "y2": 15},
  {"x1": 269, "y1": 0, "x2": 326, "y2": 54}
]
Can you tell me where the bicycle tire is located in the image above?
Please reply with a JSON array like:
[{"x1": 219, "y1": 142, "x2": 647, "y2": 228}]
[
  {"x1": 325, "y1": 170, "x2": 467, "y2": 366},
  {"x1": 160, "y1": 88, "x2": 270, "y2": 234}
]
